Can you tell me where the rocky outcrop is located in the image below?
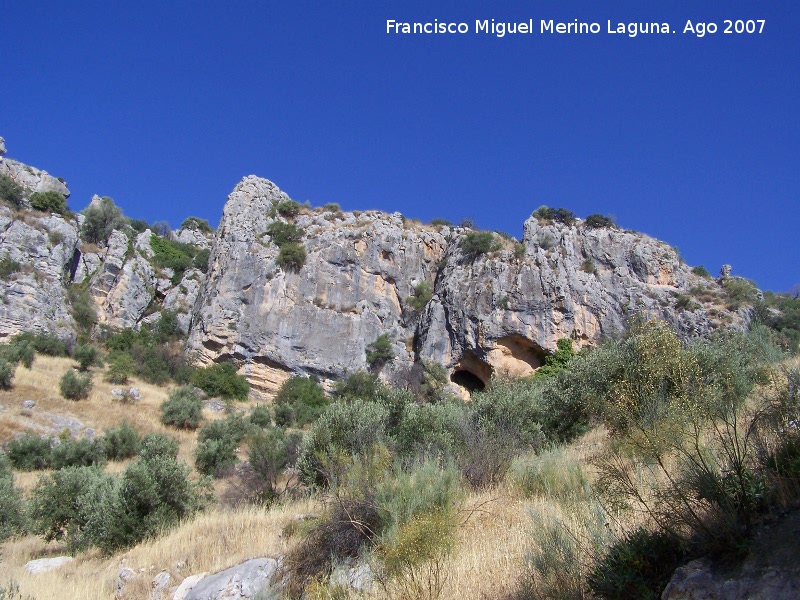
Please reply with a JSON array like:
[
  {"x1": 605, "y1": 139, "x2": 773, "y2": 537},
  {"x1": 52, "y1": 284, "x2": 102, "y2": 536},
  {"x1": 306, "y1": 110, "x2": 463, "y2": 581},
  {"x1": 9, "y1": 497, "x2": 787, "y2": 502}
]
[
  {"x1": 0, "y1": 138, "x2": 70, "y2": 203},
  {"x1": 187, "y1": 176, "x2": 746, "y2": 396},
  {"x1": 182, "y1": 558, "x2": 279, "y2": 600}
]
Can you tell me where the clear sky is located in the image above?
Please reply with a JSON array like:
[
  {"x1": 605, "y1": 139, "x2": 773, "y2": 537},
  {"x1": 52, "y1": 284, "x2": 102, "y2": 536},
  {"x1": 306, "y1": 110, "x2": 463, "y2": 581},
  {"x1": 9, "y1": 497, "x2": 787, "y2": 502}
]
[{"x1": 3, "y1": 1, "x2": 798, "y2": 291}]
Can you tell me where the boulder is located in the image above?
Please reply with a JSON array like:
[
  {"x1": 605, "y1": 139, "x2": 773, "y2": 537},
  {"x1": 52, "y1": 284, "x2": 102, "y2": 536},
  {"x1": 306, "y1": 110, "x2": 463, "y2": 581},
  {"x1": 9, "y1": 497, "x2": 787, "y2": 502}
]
[
  {"x1": 24, "y1": 556, "x2": 73, "y2": 574},
  {"x1": 183, "y1": 558, "x2": 278, "y2": 600}
]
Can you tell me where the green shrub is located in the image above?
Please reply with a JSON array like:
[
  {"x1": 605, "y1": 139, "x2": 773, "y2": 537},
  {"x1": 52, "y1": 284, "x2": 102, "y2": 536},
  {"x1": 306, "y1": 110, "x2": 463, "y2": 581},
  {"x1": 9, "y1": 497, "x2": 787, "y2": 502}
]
[
  {"x1": 191, "y1": 362, "x2": 249, "y2": 401},
  {"x1": 322, "y1": 203, "x2": 341, "y2": 212},
  {"x1": 0, "y1": 256, "x2": 20, "y2": 280},
  {"x1": 2, "y1": 337, "x2": 35, "y2": 368},
  {"x1": 531, "y1": 206, "x2": 576, "y2": 225},
  {"x1": 149, "y1": 235, "x2": 200, "y2": 283},
  {"x1": 0, "y1": 361, "x2": 14, "y2": 390},
  {"x1": 195, "y1": 414, "x2": 252, "y2": 476},
  {"x1": 393, "y1": 402, "x2": 460, "y2": 459},
  {"x1": 245, "y1": 427, "x2": 290, "y2": 504},
  {"x1": 406, "y1": 281, "x2": 433, "y2": 314},
  {"x1": 276, "y1": 200, "x2": 302, "y2": 217},
  {"x1": 514, "y1": 242, "x2": 526, "y2": 258},
  {"x1": 102, "y1": 421, "x2": 141, "y2": 461},
  {"x1": 68, "y1": 287, "x2": 97, "y2": 332},
  {"x1": 0, "y1": 174, "x2": 24, "y2": 208},
  {"x1": 273, "y1": 403, "x2": 294, "y2": 429},
  {"x1": 429, "y1": 218, "x2": 452, "y2": 227},
  {"x1": 366, "y1": 333, "x2": 394, "y2": 370},
  {"x1": 180, "y1": 216, "x2": 214, "y2": 233},
  {"x1": 721, "y1": 277, "x2": 759, "y2": 309},
  {"x1": 512, "y1": 447, "x2": 589, "y2": 502},
  {"x1": 104, "y1": 351, "x2": 135, "y2": 384},
  {"x1": 160, "y1": 386, "x2": 203, "y2": 430},
  {"x1": 274, "y1": 376, "x2": 328, "y2": 427},
  {"x1": 581, "y1": 258, "x2": 598, "y2": 276},
  {"x1": 51, "y1": 437, "x2": 106, "y2": 470},
  {"x1": 59, "y1": 369, "x2": 93, "y2": 400},
  {"x1": 459, "y1": 231, "x2": 500, "y2": 259},
  {"x1": 12, "y1": 331, "x2": 67, "y2": 356},
  {"x1": 28, "y1": 465, "x2": 113, "y2": 551},
  {"x1": 587, "y1": 528, "x2": 685, "y2": 600},
  {"x1": 692, "y1": 265, "x2": 711, "y2": 278},
  {"x1": 334, "y1": 371, "x2": 380, "y2": 401},
  {"x1": 533, "y1": 338, "x2": 576, "y2": 379},
  {"x1": 265, "y1": 221, "x2": 304, "y2": 247},
  {"x1": 6, "y1": 433, "x2": 52, "y2": 471},
  {"x1": 138, "y1": 433, "x2": 179, "y2": 462},
  {"x1": 0, "y1": 454, "x2": 27, "y2": 541},
  {"x1": 276, "y1": 243, "x2": 306, "y2": 271},
  {"x1": 194, "y1": 438, "x2": 238, "y2": 477},
  {"x1": 72, "y1": 344, "x2": 101, "y2": 371},
  {"x1": 193, "y1": 248, "x2": 210, "y2": 273},
  {"x1": 29, "y1": 191, "x2": 68, "y2": 214},
  {"x1": 584, "y1": 214, "x2": 615, "y2": 228},
  {"x1": 80, "y1": 196, "x2": 126, "y2": 244},
  {"x1": 249, "y1": 404, "x2": 273, "y2": 428},
  {"x1": 129, "y1": 218, "x2": 149, "y2": 233}
]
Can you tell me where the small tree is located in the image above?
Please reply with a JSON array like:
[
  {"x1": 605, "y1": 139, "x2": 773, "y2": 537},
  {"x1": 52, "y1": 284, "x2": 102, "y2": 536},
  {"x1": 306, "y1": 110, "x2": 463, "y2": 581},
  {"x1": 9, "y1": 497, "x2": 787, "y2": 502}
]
[
  {"x1": 0, "y1": 360, "x2": 15, "y2": 390},
  {"x1": 276, "y1": 200, "x2": 302, "y2": 217},
  {"x1": 81, "y1": 196, "x2": 126, "y2": 244},
  {"x1": 180, "y1": 216, "x2": 214, "y2": 233},
  {"x1": 407, "y1": 281, "x2": 433, "y2": 314},
  {"x1": 459, "y1": 231, "x2": 499, "y2": 259},
  {"x1": 160, "y1": 386, "x2": 203, "y2": 430},
  {"x1": 366, "y1": 334, "x2": 395, "y2": 370},
  {"x1": 60, "y1": 370, "x2": 93, "y2": 400},
  {"x1": 29, "y1": 191, "x2": 68, "y2": 215},
  {"x1": 274, "y1": 376, "x2": 328, "y2": 427},
  {"x1": 0, "y1": 174, "x2": 24, "y2": 208},
  {"x1": 73, "y1": 344, "x2": 100, "y2": 372},
  {"x1": 191, "y1": 363, "x2": 249, "y2": 401},
  {"x1": 276, "y1": 243, "x2": 306, "y2": 271}
]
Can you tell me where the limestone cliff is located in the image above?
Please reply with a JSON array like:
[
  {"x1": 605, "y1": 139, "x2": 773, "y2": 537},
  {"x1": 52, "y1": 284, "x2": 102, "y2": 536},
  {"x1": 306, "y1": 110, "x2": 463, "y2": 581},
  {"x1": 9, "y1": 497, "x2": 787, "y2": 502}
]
[{"x1": 187, "y1": 176, "x2": 746, "y2": 396}]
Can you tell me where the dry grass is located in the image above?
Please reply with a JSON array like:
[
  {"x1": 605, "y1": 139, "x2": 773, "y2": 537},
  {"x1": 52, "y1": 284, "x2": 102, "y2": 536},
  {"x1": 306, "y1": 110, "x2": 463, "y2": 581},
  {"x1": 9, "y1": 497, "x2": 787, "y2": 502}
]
[{"x1": 1, "y1": 499, "x2": 319, "y2": 600}]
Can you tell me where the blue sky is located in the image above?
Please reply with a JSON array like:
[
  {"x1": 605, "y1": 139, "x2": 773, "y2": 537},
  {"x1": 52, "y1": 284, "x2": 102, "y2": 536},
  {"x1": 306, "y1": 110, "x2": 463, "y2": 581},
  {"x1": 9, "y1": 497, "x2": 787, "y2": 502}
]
[{"x1": 3, "y1": 1, "x2": 798, "y2": 291}]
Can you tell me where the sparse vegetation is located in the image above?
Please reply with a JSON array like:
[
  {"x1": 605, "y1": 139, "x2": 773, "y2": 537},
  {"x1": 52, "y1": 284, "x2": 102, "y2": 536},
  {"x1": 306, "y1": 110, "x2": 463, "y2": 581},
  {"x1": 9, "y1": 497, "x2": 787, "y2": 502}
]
[
  {"x1": 276, "y1": 199, "x2": 302, "y2": 218},
  {"x1": 160, "y1": 386, "x2": 204, "y2": 430},
  {"x1": 459, "y1": 231, "x2": 500, "y2": 259},
  {"x1": 29, "y1": 191, "x2": 68, "y2": 215},
  {"x1": 180, "y1": 216, "x2": 214, "y2": 233},
  {"x1": 276, "y1": 242, "x2": 307, "y2": 271},
  {"x1": 0, "y1": 174, "x2": 24, "y2": 208},
  {"x1": 532, "y1": 205, "x2": 576, "y2": 225},
  {"x1": 584, "y1": 213, "x2": 616, "y2": 228},
  {"x1": 406, "y1": 280, "x2": 433, "y2": 314},
  {"x1": 59, "y1": 369, "x2": 93, "y2": 400},
  {"x1": 191, "y1": 362, "x2": 249, "y2": 401},
  {"x1": 0, "y1": 256, "x2": 21, "y2": 281},
  {"x1": 366, "y1": 333, "x2": 395, "y2": 370},
  {"x1": 80, "y1": 196, "x2": 126, "y2": 244},
  {"x1": 273, "y1": 376, "x2": 329, "y2": 428},
  {"x1": 266, "y1": 221, "x2": 304, "y2": 246},
  {"x1": 692, "y1": 264, "x2": 711, "y2": 278},
  {"x1": 150, "y1": 235, "x2": 202, "y2": 284}
]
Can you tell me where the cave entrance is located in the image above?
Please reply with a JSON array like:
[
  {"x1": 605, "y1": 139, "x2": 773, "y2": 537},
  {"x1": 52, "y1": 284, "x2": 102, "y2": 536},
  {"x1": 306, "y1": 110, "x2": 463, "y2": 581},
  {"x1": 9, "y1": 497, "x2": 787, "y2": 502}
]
[{"x1": 450, "y1": 369, "x2": 486, "y2": 392}]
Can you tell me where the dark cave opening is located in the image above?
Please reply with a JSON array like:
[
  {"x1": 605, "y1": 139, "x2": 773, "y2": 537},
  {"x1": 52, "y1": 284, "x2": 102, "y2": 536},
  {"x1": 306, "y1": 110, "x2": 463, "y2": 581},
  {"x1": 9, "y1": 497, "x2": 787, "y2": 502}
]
[{"x1": 450, "y1": 369, "x2": 486, "y2": 393}]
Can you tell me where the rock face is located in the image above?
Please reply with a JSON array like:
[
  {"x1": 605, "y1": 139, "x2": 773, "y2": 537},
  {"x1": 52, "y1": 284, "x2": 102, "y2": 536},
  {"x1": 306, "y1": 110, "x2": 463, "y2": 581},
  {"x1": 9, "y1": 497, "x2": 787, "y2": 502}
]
[
  {"x1": 183, "y1": 558, "x2": 278, "y2": 600},
  {"x1": 0, "y1": 136, "x2": 752, "y2": 395},
  {"x1": 0, "y1": 138, "x2": 70, "y2": 202},
  {"x1": 187, "y1": 176, "x2": 746, "y2": 396}
]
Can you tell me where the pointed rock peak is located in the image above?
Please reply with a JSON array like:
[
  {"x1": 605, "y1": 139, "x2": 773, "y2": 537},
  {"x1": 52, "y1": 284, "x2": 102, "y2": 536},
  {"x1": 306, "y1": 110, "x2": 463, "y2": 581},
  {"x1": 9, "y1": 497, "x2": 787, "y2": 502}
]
[{"x1": 0, "y1": 136, "x2": 6, "y2": 157}]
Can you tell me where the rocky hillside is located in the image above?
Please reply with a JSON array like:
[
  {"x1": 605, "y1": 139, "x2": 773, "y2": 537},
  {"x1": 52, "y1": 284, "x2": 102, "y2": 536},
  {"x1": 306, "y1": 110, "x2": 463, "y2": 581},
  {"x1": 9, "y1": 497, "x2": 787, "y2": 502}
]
[{"x1": 0, "y1": 135, "x2": 751, "y2": 397}]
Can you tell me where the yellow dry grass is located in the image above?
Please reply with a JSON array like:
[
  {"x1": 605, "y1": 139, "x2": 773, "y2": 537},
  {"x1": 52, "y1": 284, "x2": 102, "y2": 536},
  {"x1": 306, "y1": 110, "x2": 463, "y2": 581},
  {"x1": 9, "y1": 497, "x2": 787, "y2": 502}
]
[{"x1": 1, "y1": 499, "x2": 319, "y2": 600}]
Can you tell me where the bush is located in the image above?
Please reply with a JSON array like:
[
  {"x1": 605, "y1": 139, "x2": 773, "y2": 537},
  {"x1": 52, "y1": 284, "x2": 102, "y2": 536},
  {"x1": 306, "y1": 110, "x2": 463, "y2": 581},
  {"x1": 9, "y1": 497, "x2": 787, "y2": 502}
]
[
  {"x1": 0, "y1": 361, "x2": 14, "y2": 390},
  {"x1": 429, "y1": 218, "x2": 452, "y2": 227},
  {"x1": 406, "y1": 281, "x2": 433, "y2": 314},
  {"x1": 587, "y1": 528, "x2": 685, "y2": 600},
  {"x1": 2, "y1": 337, "x2": 35, "y2": 368},
  {"x1": 102, "y1": 421, "x2": 141, "y2": 461},
  {"x1": 0, "y1": 454, "x2": 27, "y2": 541},
  {"x1": 150, "y1": 235, "x2": 201, "y2": 284},
  {"x1": 138, "y1": 433, "x2": 179, "y2": 462},
  {"x1": 533, "y1": 338, "x2": 576, "y2": 379},
  {"x1": 265, "y1": 221, "x2": 304, "y2": 247},
  {"x1": 276, "y1": 200, "x2": 302, "y2": 217},
  {"x1": 584, "y1": 214, "x2": 615, "y2": 228},
  {"x1": 322, "y1": 203, "x2": 341, "y2": 212},
  {"x1": 51, "y1": 437, "x2": 106, "y2": 470},
  {"x1": 692, "y1": 265, "x2": 711, "y2": 278},
  {"x1": 334, "y1": 371, "x2": 380, "y2": 401},
  {"x1": 80, "y1": 196, "x2": 126, "y2": 244},
  {"x1": 459, "y1": 231, "x2": 500, "y2": 259},
  {"x1": 0, "y1": 174, "x2": 23, "y2": 208},
  {"x1": 249, "y1": 404, "x2": 273, "y2": 428},
  {"x1": 193, "y1": 248, "x2": 210, "y2": 273},
  {"x1": 244, "y1": 428, "x2": 290, "y2": 504},
  {"x1": 104, "y1": 351, "x2": 136, "y2": 384},
  {"x1": 721, "y1": 277, "x2": 760, "y2": 309},
  {"x1": 60, "y1": 369, "x2": 93, "y2": 400},
  {"x1": 160, "y1": 386, "x2": 203, "y2": 430},
  {"x1": 0, "y1": 256, "x2": 20, "y2": 280},
  {"x1": 13, "y1": 331, "x2": 68, "y2": 356},
  {"x1": 5, "y1": 433, "x2": 52, "y2": 470},
  {"x1": 191, "y1": 362, "x2": 249, "y2": 401},
  {"x1": 366, "y1": 333, "x2": 394, "y2": 370},
  {"x1": 195, "y1": 438, "x2": 238, "y2": 478},
  {"x1": 29, "y1": 191, "x2": 68, "y2": 214},
  {"x1": 180, "y1": 216, "x2": 214, "y2": 233},
  {"x1": 72, "y1": 344, "x2": 101, "y2": 371},
  {"x1": 532, "y1": 206, "x2": 576, "y2": 225},
  {"x1": 68, "y1": 287, "x2": 97, "y2": 332},
  {"x1": 274, "y1": 376, "x2": 328, "y2": 427},
  {"x1": 276, "y1": 243, "x2": 306, "y2": 271}
]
